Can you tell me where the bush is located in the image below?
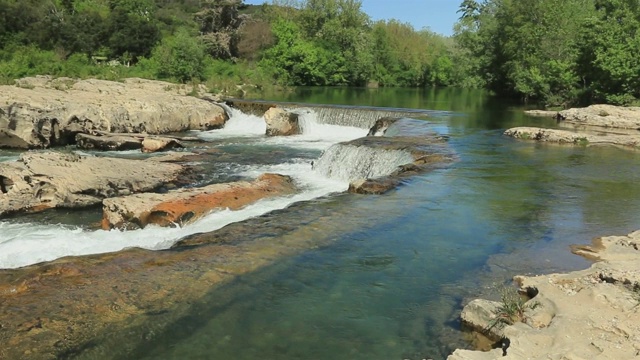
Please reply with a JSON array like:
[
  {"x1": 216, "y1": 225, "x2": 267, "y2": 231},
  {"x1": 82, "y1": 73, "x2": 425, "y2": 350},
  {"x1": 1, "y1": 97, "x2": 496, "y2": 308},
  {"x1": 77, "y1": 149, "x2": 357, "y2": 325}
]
[{"x1": 151, "y1": 28, "x2": 207, "y2": 83}]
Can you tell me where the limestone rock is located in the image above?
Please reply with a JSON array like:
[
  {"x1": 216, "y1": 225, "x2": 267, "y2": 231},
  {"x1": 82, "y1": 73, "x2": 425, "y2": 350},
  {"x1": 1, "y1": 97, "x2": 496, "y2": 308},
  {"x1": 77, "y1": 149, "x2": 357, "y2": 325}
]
[
  {"x1": 558, "y1": 104, "x2": 640, "y2": 129},
  {"x1": 449, "y1": 229, "x2": 640, "y2": 360},
  {"x1": 264, "y1": 107, "x2": 300, "y2": 136},
  {"x1": 0, "y1": 151, "x2": 185, "y2": 217},
  {"x1": 141, "y1": 137, "x2": 184, "y2": 153},
  {"x1": 504, "y1": 127, "x2": 640, "y2": 148},
  {"x1": 461, "y1": 299, "x2": 504, "y2": 339},
  {"x1": 0, "y1": 77, "x2": 228, "y2": 149},
  {"x1": 101, "y1": 173, "x2": 297, "y2": 229}
]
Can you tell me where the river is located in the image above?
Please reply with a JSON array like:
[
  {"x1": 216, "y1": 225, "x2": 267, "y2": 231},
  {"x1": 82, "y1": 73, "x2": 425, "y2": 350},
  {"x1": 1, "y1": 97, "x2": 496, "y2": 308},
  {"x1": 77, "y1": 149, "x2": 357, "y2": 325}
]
[{"x1": 1, "y1": 87, "x2": 640, "y2": 359}]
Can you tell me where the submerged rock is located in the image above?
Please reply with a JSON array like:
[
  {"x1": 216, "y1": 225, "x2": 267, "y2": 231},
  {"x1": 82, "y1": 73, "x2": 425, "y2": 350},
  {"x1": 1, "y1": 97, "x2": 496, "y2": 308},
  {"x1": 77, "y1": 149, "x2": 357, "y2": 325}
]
[
  {"x1": 0, "y1": 151, "x2": 185, "y2": 217},
  {"x1": 0, "y1": 77, "x2": 228, "y2": 149},
  {"x1": 264, "y1": 107, "x2": 300, "y2": 136},
  {"x1": 101, "y1": 173, "x2": 297, "y2": 229}
]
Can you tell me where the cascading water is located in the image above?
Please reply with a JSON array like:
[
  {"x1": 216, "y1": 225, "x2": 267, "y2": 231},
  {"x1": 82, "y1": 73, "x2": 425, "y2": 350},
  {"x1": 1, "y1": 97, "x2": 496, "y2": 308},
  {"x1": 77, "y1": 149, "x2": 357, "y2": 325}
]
[
  {"x1": 313, "y1": 144, "x2": 415, "y2": 182},
  {"x1": 0, "y1": 108, "x2": 369, "y2": 269},
  {"x1": 199, "y1": 108, "x2": 267, "y2": 139}
]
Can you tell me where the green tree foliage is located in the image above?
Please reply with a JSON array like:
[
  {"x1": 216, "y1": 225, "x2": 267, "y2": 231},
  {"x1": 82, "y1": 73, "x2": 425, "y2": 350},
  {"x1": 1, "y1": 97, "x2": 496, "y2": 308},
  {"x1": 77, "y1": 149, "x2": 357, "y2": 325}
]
[
  {"x1": 260, "y1": 19, "x2": 337, "y2": 85},
  {"x1": 108, "y1": 0, "x2": 161, "y2": 62},
  {"x1": 453, "y1": 0, "x2": 640, "y2": 106},
  {"x1": 576, "y1": 0, "x2": 640, "y2": 104},
  {"x1": 152, "y1": 28, "x2": 208, "y2": 82},
  {"x1": 261, "y1": 0, "x2": 455, "y2": 87}
]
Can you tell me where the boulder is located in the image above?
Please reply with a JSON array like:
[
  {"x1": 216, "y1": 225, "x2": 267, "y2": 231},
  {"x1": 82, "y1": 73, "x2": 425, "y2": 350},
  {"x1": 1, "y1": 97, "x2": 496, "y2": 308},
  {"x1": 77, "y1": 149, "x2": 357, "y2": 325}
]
[
  {"x1": 461, "y1": 299, "x2": 504, "y2": 339},
  {"x1": 367, "y1": 117, "x2": 400, "y2": 136},
  {"x1": 504, "y1": 127, "x2": 640, "y2": 148},
  {"x1": 263, "y1": 107, "x2": 300, "y2": 136},
  {"x1": 0, "y1": 151, "x2": 185, "y2": 217},
  {"x1": 101, "y1": 173, "x2": 297, "y2": 229},
  {"x1": 558, "y1": 104, "x2": 640, "y2": 129},
  {"x1": 141, "y1": 137, "x2": 183, "y2": 153},
  {"x1": 0, "y1": 77, "x2": 228, "y2": 149}
]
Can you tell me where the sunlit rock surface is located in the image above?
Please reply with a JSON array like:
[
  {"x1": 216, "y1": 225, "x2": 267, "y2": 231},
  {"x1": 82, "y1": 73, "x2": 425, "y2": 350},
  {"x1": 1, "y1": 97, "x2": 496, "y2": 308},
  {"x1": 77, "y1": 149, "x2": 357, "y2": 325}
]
[
  {"x1": 558, "y1": 104, "x2": 640, "y2": 129},
  {"x1": 102, "y1": 174, "x2": 297, "y2": 229},
  {"x1": 264, "y1": 107, "x2": 300, "y2": 136},
  {"x1": 449, "y1": 230, "x2": 640, "y2": 360},
  {"x1": 0, "y1": 77, "x2": 228, "y2": 149},
  {"x1": 504, "y1": 126, "x2": 640, "y2": 148},
  {"x1": 0, "y1": 151, "x2": 186, "y2": 217}
]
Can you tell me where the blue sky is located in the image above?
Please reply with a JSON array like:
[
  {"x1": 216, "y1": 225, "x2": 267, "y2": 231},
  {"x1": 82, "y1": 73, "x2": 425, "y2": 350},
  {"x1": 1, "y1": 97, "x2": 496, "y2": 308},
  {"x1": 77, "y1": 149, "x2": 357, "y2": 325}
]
[{"x1": 242, "y1": 0, "x2": 461, "y2": 36}]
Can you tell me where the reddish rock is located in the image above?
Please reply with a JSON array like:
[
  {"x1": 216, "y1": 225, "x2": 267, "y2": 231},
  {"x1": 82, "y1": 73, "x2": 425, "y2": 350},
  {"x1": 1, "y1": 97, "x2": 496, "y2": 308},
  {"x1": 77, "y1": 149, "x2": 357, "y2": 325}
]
[{"x1": 101, "y1": 173, "x2": 297, "y2": 229}]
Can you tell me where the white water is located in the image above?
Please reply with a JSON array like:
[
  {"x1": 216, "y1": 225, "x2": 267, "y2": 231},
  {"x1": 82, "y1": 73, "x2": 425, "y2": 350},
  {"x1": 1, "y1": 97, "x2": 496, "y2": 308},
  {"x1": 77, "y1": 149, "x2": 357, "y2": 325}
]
[
  {"x1": 0, "y1": 108, "x2": 365, "y2": 269},
  {"x1": 313, "y1": 144, "x2": 414, "y2": 182},
  {"x1": 198, "y1": 108, "x2": 266, "y2": 139},
  {"x1": 196, "y1": 108, "x2": 366, "y2": 150}
]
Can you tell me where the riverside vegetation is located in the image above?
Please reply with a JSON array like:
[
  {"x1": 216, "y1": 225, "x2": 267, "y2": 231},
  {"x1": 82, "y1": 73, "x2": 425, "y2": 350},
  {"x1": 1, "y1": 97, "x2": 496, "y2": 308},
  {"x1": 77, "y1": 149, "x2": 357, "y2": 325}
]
[{"x1": 1, "y1": 0, "x2": 638, "y2": 106}]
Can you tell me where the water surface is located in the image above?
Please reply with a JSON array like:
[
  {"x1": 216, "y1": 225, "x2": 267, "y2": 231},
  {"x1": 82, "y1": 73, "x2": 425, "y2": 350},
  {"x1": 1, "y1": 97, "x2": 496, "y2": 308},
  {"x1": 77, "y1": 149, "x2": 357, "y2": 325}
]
[{"x1": 2, "y1": 88, "x2": 640, "y2": 359}]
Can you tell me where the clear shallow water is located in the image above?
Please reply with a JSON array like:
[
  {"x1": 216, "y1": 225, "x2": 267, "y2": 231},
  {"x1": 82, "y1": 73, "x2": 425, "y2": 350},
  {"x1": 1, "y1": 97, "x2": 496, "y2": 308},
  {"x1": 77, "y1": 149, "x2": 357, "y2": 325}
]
[{"x1": 3, "y1": 88, "x2": 640, "y2": 359}]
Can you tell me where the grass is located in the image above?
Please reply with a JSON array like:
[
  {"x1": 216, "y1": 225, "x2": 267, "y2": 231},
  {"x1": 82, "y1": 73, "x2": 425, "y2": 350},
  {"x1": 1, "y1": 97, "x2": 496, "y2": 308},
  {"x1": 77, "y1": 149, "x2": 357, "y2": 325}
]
[
  {"x1": 487, "y1": 286, "x2": 541, "y2": 331},
  {"x1": 575, "y1": 137, "x2": 589, "y2": 146}
]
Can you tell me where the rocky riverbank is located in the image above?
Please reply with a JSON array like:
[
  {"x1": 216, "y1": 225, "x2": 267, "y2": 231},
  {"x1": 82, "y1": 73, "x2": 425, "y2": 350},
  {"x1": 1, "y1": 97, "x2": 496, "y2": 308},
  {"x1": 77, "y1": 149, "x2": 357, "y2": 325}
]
[
  {"x1": 449, "y1": 229, "x2": 640, "y2": 359},
  {"x1": 0, "y1": 76, "x2": 228, "y2": 149},
  {"x1": 509, "y1": 105, "x2": 640, "y2": 149}
]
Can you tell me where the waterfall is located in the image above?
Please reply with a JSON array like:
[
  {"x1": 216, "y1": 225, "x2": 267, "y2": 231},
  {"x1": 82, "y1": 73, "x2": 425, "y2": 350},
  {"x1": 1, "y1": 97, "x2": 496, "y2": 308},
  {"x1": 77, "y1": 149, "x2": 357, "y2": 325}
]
[
  {"x1": 215, "y1": 101, "x2": 235, "y2": 119},
  {"x1": 225, "y1": 99, "x2": 429, "y2": 129},
  {"x1": 293, "y1": 106, "x2": 421, "y2": 129},
  {"x1": 313, "y1": 143, "x2": 414, "y2": 182}
]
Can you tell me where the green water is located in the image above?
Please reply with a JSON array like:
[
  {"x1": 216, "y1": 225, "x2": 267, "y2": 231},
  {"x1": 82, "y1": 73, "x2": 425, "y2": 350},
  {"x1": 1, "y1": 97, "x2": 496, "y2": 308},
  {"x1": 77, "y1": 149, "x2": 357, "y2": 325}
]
[
  {"x1": 95, "y1": 88, "x2": 640, "y2": 360},
  {"x1": 5, "y1": 88, "x2": 640, "y2": 359}
]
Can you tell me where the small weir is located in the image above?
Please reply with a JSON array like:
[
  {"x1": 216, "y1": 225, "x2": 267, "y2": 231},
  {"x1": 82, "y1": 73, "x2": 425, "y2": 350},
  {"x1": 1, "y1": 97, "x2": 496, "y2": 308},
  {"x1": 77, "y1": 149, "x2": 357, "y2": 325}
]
[
  {"x1": 225, "y1": 99, "x2": 431, "y2": 129},
  {"x1": 313, "y1": 144, "x2": 414, "y2": 182}
]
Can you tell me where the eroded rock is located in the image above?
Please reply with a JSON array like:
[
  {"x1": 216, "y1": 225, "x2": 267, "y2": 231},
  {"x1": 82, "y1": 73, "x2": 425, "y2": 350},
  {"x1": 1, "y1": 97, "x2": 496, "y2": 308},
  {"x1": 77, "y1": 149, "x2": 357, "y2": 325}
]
[
  {"x1": 504, "y1": 127, "x2": 640, "y2": 148},
  {"x1": 450, "y1": 229, "x2": 640, "y2": 360},
  {"x1": 101, "y1": 173, "x2": 297, "y2": 229},
  {"x1": 0, "y1": 77, "x2": 228, "y2": 149},
  {"x1": 0, "y1": 151, "x2": 185, "y2": 217},
  {"x1": 264, "y1": 107, "x2": 300, "y2": 136},
  {"x1": 558, "y1": 104, "x2": 640, "y2": 129}
]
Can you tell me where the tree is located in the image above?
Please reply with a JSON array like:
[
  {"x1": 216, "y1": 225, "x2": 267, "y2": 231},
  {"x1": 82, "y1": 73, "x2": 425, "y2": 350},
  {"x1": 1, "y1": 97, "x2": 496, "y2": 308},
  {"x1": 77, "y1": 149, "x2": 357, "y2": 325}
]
[
  {"x1": 107, "y1": 2, "x2": 160, "y2": 62},
  {"x1": 577, "y1": 0, "x2": 640, "y2": 104},
  {"x1": 152, "y1": 27, "x2": 208, "y2": 82}
]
